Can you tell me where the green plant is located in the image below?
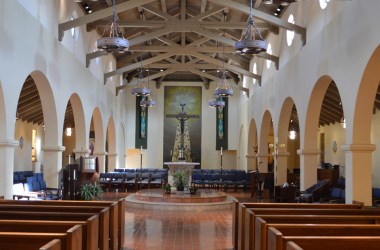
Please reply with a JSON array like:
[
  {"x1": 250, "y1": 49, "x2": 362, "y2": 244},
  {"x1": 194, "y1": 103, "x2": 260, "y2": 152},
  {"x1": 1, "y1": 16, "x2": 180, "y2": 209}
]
[
  {"x1": 79, "y1": 183, "x2": 103, "y2": 201},
  {"x1": 172, "y1": 171, "x2": 189, "y2": 191},
  {"x1": 189, "y1": 185, "x2": 197, "y2": 195},
  {"x1": 163, "y1": 183, "x2": 171, "y2": 194}
]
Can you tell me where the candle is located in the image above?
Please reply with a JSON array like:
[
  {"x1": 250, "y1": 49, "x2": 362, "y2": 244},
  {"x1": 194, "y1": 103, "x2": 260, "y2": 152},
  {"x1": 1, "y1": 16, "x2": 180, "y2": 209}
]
[
  {"x1": 220, "y1": 147, "x2": 223, "y2": 156},
  {"x1": 140, "y1": 145, "x2": 143, "y2": 155}
]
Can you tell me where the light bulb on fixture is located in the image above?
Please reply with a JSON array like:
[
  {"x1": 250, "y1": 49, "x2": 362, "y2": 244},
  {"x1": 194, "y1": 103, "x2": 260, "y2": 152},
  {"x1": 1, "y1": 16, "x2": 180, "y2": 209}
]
[{"x1": 288, "y1": 120, "x2": 297, "y2": 140}]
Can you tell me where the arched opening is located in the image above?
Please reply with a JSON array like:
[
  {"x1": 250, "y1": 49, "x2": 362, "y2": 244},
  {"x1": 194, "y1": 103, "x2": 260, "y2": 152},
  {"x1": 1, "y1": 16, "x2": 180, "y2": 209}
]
[
  {"x1": 90, "y1": 107, "x2": 105, "y2": 172},
  {"x1": 14, "y1": 71, "x2": 59, "y2": 188},
  {"x1": 278, "y1": 97, "x2": 300, "y2": 186},
  {"x1": 106, "y1": 117, "x2": 116, "y2": 172},
  {"x1": 247, "y1": 119, "x2": 258, "y2": 172},
  {"x1": 351, "y1": 45, "x2": 380, "y2": 205}
]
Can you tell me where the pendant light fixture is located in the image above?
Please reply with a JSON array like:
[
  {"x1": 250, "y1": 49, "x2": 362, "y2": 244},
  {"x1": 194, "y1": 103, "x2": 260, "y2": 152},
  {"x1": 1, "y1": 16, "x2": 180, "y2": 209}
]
[
  {"x1": 235, "y1": 0, "x2": 267, "y2": 54},
  {"x1": 140, "y1": 68, "x2": 156, "y2": 108},
  {"x1": 208, "y1": 95, "x2": 225, "y2": 108},
  {"x1": 96, "y1": 0, "x2": 129, "y2": 53},
  {"x1": 214, "y1": 29, "x2": 233, "y2": 97},
  {"x1": 131, "y1": 16, "x2": 151, "y2": 96},
  {"x1": 288, "y1": 120, "x2": 297, "y2": 140}
]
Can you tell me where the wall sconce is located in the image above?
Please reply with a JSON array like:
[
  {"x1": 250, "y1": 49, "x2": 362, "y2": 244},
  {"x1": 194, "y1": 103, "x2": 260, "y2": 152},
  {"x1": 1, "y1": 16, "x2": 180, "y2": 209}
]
[
  {"x1": 332, "y1": 140, "x2": 337, "y2": 154},
  {"x1": 340, "y1": 117, "x2": 346, "y2": 129}
]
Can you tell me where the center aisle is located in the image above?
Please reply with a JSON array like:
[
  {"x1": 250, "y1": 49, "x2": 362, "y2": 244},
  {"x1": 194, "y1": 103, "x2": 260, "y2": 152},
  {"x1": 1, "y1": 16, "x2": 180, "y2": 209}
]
[{"x1": 124, "y1": 207, "x2": 233, "y2": 250}]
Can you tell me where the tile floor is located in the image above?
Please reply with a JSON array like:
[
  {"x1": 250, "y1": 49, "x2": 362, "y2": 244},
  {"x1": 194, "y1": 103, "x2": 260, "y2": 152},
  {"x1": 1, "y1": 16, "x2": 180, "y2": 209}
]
[{"x1": 102, "y1": 190, "x2": 260, "y2": 250}]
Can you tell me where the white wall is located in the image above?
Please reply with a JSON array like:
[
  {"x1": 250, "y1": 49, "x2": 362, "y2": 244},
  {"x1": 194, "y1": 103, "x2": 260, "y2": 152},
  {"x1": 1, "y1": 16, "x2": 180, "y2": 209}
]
[{"x1": 14, "y1": 120, "x2": 44, "y2": 172}]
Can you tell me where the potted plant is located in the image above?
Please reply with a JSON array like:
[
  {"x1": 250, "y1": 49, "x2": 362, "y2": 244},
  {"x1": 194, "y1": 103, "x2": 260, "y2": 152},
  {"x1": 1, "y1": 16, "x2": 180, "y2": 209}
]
[
  {"x1": 79, "y1": 183, "x2": 103, "y2": 201},
  {"x1": 189, "y1": 185, "x2": 197, "y2": 195},
  {"x1": 172, "y1": 171, "x2": 189, "y2": 191},
  {"x1": 162, "y1": 183, "x2": 171, "y2": 194}
]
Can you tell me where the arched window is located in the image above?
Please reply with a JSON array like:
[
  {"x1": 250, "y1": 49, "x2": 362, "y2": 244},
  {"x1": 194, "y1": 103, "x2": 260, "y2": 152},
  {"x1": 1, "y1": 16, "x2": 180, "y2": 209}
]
[
  {"x1": 286, "y1": 14, "x2": 295, "y2": 46},
  {"x1": 319, "y1": 0, "x2": 330, "y2": 9},
  {"x1": 266, "y1": 43, "x2": 272, "y2": 69}
]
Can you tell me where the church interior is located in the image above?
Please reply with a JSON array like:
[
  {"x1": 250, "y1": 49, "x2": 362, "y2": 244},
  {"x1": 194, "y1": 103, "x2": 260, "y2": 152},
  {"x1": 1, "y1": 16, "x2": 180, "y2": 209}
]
[{"x1": 1, "y1": 0, "x2": 380, "y2": 249}]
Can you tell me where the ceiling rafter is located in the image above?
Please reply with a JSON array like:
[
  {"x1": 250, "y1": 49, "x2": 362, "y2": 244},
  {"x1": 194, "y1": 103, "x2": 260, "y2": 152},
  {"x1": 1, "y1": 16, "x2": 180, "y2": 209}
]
[
  {"x1": 208, "y1": 0, "x2": 306, "y2": 45},
  {"x1": 59, "y1": 0, "x2": 156, "y2": 41}
]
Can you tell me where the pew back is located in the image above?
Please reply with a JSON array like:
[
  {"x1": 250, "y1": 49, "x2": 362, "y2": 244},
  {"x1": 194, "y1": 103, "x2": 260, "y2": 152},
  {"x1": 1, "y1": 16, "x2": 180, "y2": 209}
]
[
  {"x1": 234, "y1": 201, "x2": 362, "y2": 250},
  {"x1": 255, "y1": 215, "x2": 380, "y2": 250},
  {"x1": 40, "y1": 239, "x2": 61, "y2": 250},
  {"x1": 0, "y1": 224, "x2": 82, "y2": 250},
  {"x1": 268, "y1": 224, "x2": 380, "y2": 250}
]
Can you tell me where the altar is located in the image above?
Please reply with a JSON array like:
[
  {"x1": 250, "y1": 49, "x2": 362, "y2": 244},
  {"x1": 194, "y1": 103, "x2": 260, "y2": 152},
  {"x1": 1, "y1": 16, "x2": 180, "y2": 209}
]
[{"x1": 164, "y1": 162, "x2": 200, "y2": 186}]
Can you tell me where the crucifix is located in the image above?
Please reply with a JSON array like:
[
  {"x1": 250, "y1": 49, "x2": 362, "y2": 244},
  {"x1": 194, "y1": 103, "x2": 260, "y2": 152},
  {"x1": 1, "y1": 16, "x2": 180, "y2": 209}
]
[{"x1": 166, "y1": 103, "x2": 199, "y2": 162}]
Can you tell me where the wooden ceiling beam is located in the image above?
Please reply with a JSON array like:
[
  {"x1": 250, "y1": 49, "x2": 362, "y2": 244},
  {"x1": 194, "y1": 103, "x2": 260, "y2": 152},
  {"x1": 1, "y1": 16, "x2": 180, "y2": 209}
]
[
  {"x1": 208, "y1": 0, "x2": 306, "y2": 45},
  {"x1": 59, "y1": 0, "x2": 156, "y2": 41}
]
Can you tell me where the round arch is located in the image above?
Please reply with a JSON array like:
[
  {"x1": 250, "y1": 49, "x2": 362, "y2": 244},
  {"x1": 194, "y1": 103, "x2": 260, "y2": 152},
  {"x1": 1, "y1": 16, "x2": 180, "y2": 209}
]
[
  {"x1": 30, "y1": 71, "x2": 58, "y2": 146},
  {"x1": 69, "y1": 93, "x2": 86, "y2": 149},
  {"x1": 91, "y1": 107, "x2": 105, "y2": 172},
  {"x1": 247, "y1": 119, "x2": 258, "y2": 171},
  {"x1": 259, "y1": 110, "x2": 273, "y2": 173}
]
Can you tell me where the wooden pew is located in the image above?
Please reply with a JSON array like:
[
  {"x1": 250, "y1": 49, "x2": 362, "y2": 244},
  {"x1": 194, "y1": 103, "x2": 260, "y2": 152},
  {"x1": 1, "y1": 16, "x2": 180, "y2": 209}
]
[
  {"x1": 40, "y1": 239, "x2": 61, "y2": 250},
  {"x1": 0, "y1": 198, "x2": 124, "y2": 250},
  {"x1": 0, "y1": 224, "x2": 82, "y2": 250},
  {"x1": 245, "y1": 207, "x2": 380, "y2": 250},
  {"x1": 0, "y1": 219, "x2": 97, "y2": 250},
  {"x1": 267, "y1": 224, "x2": 380, "y2": 250},
  {"x1": 282, "y1": 236, "x2": 380, "y2": 250},
  {"x1": 233, "y1": 201, "x2": 362, "y2": 250},
  {"x1": 285, "y1": 241, "x2": 302, "y2": 250},
  {"x1": 255, "y1": 215, "x2": 380, "y2": 250},
  {"x1": 0, "y1": 212, "x2": 99, "y2": 250}
]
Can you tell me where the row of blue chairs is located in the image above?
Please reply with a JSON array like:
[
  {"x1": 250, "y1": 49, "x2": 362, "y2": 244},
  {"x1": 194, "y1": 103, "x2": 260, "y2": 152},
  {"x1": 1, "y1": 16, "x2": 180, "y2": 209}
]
[
  {"x1": 191, "y1": 170, "x2": 253, "y2": 191},
  {"x1": 98, "y1": 172, "x2": 166, "y2": 191},
  {"x1": 13, "y1": 171, "x2": 36, "y2": 183},
  {"x1": 114, "y1": 168, "x2": 169, "y2": 174}
]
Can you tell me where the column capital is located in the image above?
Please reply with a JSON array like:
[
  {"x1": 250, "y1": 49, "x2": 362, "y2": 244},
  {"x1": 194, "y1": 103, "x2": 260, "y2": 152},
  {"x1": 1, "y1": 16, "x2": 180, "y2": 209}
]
[
  {"x1": 274, "y1": 151, "x2": 290, "y2": 157},
  {"x1": 0, "y1": 139, "x2": 18, "y2": 148},
  {"x1": 257, "y1": 153, "x2": 269, "y2": 158},
  {"x1": 341, "y1": 144, "x2": 376, "y2": 152},
  {"x1": 42, "y1": 145, "x2": 66, "y2": 152},
  {"x1": 297, "y1": 148, "x2": 320, "y2": 155},
  {"x1": 73, "y1": 148, "x2": 91, "y2": 154},
  {"x1": 93, "y1": 151, "x2": 107, "y2": 156}
]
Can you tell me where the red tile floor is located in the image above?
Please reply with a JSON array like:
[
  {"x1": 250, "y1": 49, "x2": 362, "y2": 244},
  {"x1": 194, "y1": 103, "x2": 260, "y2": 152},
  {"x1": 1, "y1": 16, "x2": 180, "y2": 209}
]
[{"x1": 102, "y1": 190, "x2": 263, "y2": 250}]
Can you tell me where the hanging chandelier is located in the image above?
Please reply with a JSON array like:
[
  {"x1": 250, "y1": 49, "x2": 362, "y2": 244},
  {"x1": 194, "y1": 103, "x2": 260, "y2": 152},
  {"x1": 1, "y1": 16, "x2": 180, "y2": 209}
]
[
  {"x1": 139, "y1": 68, "x2": 156, "y2": 107},
  {"x1": 208, "y1": 95, "x2": 225, "y2": 108},
  {"x1": 288, "y1": 120, "x2": 297, "y2": 140},
  {"x1": 131, "y1": 69, "x2": 151, "y2": 96},
  {"x1": 214, "y1": 30, "x2": 233, "y2": 97},
  {"x1": 214, "y1": 72, "x2": 233, "y2": 97},
  {"x1": 140, "y1": 95, "x2": 156, "y2": 108},
  {"x1": 96, "y1": 0, "x2": 129, "y2": 53},
  {"x1": 235, "y1": 0, "x2": 266, "y2": 54}
]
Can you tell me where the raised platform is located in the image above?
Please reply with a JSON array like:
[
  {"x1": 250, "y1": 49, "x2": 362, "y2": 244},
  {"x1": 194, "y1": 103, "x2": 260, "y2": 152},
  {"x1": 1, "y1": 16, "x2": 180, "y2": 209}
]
[{"x1": 126, "y1": 189, "x2": 236, "y2": 211}]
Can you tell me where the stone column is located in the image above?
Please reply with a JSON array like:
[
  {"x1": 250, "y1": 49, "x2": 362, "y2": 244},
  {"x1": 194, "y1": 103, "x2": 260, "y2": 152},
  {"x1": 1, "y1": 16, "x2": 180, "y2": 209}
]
[
  {"x1": 93, "y1": 151, "x2": 106, "y2": 173},
  {"x1": 108, "y1": 153, "x2": 117, "y2": 172},
  {"x1": 42, "y1": 145, "x2": 65, "y2": 188},
  {"x1": 342, "y1": 144, "x2": 375, "y2": 206},
  {"x1": 274, "y1": 151, "x2": 290, "y2": 186},
  {"x1": 256, "y1": 153, "x2": 269, "y2": 173},
  {"x1": 246, "y1": 153, "x2": 257, "y2": 172},
  {"x1": 297, "y1": 148, "x2": 320, "y2": 191},
  {"x1": 0, "y1": 139, "x2": 18, "y2": 199},
  {"x1": 72, "y1": 148, "x2": 91, "y2": 161}
]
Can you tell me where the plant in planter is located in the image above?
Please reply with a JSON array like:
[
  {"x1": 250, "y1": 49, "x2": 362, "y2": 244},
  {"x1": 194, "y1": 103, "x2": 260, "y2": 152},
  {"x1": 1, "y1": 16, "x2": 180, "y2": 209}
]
[
  {"x1": 79, "y1": 183, "x2": 103, "y2": 201},
  {"x1": 162, "y1": 183, "x2": 172, "y2": 194},
  {"x1": 189, "y1": 185, "x2": 197, "y2": 195},
  {"x1": 172, "y1": 171, "x2": 189, "y2": 191}
]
